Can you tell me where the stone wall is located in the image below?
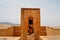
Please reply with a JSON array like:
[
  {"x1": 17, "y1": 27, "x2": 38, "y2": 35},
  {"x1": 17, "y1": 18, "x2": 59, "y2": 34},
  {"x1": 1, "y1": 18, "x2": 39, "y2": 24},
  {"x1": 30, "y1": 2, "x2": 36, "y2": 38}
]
[
  {"x1": 39, "y1": 27, "x2": 46, "y2": 36},
  {"x1": 54, "y1": 29, "x2": 60, "y2": 35},
  {"x1": 46, "y1": 27, "x2": 60, "y2": 36},
  {"x1": 13, "y1": 26, "x2": 21, "y2": 36},
  {"x1": 0, "y1": 27, "x2": 14, "y2": 36},
  {"x1": 46, "y1": 27, "x2": 55, "y2": 36}
]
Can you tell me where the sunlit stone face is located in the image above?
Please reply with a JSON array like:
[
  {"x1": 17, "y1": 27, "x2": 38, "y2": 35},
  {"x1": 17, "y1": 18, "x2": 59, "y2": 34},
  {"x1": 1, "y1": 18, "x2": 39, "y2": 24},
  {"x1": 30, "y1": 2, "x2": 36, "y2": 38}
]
[{"x1": 21, "y1": 8, "x2": 40, "y2": 40}]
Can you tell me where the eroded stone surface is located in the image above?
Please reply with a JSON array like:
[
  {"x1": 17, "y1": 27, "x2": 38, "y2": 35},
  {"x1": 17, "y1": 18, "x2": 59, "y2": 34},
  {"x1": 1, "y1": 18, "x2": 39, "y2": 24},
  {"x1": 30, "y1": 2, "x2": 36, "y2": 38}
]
[{"x1": 21, "y1": 8, "x2": 40, "y2": 40}]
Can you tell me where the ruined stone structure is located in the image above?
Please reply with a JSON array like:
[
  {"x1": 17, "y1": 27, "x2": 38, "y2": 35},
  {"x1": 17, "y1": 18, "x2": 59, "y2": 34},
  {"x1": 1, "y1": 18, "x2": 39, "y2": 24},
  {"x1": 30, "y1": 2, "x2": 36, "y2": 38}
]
[
  {"x1": 0, "y1": 8, "x2": 47, "y2": 40},
  {"x1": 21, "y1": 8, "x2": 40, "y2": 40},
  {"x1": 0, "y1": 8, "x2": 60, "y2": 40}
]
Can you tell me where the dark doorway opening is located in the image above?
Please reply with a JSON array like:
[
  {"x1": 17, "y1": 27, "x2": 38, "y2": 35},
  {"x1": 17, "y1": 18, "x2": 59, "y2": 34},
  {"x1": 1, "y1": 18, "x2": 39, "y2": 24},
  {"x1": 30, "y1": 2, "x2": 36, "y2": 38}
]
[
  {"x1": 28, "y1": 19, "x2": 34, "y2": 35},
  {"x1": 29, "y1": 20, "x2": 33, "y2": 24}
]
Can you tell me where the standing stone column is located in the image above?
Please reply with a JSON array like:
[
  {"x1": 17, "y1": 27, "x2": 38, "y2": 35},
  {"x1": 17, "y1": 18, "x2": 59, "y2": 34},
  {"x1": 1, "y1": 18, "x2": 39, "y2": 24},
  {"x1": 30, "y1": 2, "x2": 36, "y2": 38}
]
[{"x1": 21, "y1": 8, "x2": 40, "y2": 40}]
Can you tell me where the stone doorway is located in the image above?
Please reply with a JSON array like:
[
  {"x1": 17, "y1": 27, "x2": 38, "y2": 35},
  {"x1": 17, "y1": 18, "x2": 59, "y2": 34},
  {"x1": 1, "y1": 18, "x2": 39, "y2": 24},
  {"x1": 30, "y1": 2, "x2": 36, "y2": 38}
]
[{"x1": 28, "y1": 17, "x2": 34, "y2": 35}]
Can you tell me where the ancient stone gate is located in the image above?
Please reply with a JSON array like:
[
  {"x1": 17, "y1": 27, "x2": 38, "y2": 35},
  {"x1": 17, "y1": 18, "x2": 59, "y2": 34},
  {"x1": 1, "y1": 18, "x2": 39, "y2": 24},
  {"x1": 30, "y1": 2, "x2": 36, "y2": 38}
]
[{"x1": 21, "y1": 8, "x2": 40, "y2": 40}]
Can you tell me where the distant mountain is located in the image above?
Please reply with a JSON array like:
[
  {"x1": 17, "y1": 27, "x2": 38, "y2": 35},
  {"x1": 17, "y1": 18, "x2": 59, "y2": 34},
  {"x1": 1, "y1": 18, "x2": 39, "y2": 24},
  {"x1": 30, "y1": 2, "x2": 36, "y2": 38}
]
[{"x1": 0, "y1": 22, "x2": 20, "y2": 26}]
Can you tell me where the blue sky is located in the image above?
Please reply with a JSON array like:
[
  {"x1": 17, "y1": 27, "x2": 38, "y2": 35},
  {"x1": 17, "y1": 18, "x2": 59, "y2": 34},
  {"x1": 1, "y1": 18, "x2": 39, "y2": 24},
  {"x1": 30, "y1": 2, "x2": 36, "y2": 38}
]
[{"x1": 0, "y1": 0, "x2": 60, "y2": 26}]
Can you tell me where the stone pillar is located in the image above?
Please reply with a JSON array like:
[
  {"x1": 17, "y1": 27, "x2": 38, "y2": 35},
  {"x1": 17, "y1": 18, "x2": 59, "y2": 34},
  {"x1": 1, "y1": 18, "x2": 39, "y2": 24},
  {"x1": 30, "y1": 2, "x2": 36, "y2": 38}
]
[
  {"x1": 21, "y1": 8, "x2": 40, "y2": 40},
  {"x1": 21, "y1": 9, "x2": 27, "y2": 40}
]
